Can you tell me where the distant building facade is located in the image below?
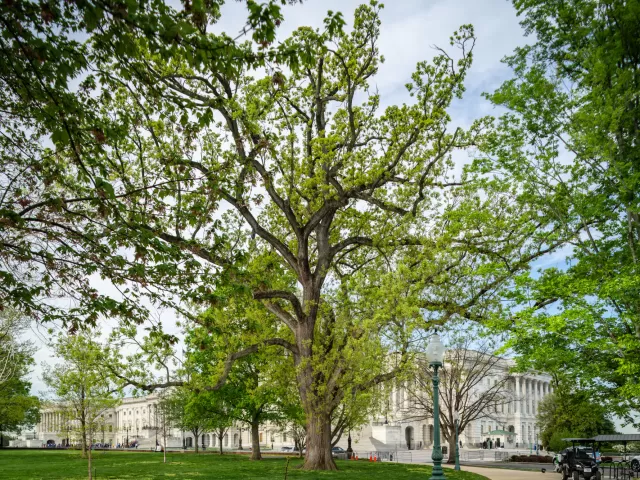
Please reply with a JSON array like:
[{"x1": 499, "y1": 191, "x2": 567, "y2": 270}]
[{"x1": 13, "y1": 356, "x2": 551, "y2": 452}]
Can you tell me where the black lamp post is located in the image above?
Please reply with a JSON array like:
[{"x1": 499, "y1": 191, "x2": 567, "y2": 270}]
[
  {"x1": 125, "y1": 426, "x2": 130, "y2": 447},
  {"x1": 426, "y1": 333, "x2": 446, "y2": 480},
  {"x1": 347, "y1": 430, "x2": 353, "y2": 459}
]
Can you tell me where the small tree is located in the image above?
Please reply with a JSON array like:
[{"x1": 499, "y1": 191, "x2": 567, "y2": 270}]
[
  {"x1": 402, "y1": 326, "x2": 515, "y2": 462},
  {"x1": 186, "y1": 303, "x2": 289, "y2": 460},
  {"x1": 212, "y1": 410, "x2": 233, "y2": 456},
  {"x1": 154, "y1": 395, "x2": 175, "y2": 463},
  {"x1": 162, "y1": 389, "x2": 213, "y2": 454},
  {"x1": 43, "y1": 334, "x2": 120, "y2": 479},
  {"x1": 537, "y1": 383, "x2": 616, "y2": 450}
]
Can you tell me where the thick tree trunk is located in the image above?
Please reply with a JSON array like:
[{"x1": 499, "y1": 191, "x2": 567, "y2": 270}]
[
  {"x1": 250, "y1": 419, "x2": 262, "y2": 460},
  {"x1": 194, "y1": 433, "x2": 199, "y2": 454},
  {"x1": 302, "y1": 410, "x2": 336, "y2": 470},
  {"x1": 218, "y1": 434, "x2": 223, "y2": 455},
  {"x1": 446, "y1": 435, "x2": 456, "y2": 464}
]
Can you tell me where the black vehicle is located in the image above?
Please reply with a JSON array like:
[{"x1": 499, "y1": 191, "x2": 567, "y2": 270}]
[{"x1": 559, "y1": 447, "x2": 601, "y2": 480}]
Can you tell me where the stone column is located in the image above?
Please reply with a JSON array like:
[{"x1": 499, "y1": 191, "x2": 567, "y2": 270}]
[
  {"x1": 532, "y1": 381, "x2": 536, "y2": 415},
  {"x1": 515, "y1": 376, "x2": 520, "y2": 414}
]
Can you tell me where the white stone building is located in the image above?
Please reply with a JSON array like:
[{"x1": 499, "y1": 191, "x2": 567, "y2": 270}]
[
  {"x1": 16, "y1": 393, "x2": 292, "y2": 450},
  {"x1": 15, "y1": 356, "x2": 551, "y2": 452},
  {"x1": 335, "y1": 356, "x2": 553, "y2": 454}
]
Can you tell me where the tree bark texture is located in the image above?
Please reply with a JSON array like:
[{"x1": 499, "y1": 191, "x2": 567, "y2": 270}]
[
  {"x1": 303, "y1": 409, "x2": 336, "y2": 471},
  {"x1": 250, "y1": 419, "x2": 262, "y2": 460},
  {"x1": 446, "y1": 435, "x2": 456, "y2": 464}
]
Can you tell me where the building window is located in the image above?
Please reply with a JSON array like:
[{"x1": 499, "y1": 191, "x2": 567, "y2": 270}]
[
  {"x1": 260, "y1": 432, "x2": 264, "y2": 443},
  {"x1": 224, "y1": 434, "x2": 228, "y2": 447},
  {"x1": 283, "y1": 433, "x2": 287, "y2": 442}
]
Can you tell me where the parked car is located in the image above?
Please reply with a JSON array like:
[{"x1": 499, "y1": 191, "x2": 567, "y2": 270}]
[
  {"x1": 332, "y1": 446, "x2": 346, "y2": 459},
  {"x1": 281, "y1": 446, "x2": 294, "y2": 453}
]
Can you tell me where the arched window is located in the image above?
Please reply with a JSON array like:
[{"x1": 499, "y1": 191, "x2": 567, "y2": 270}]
[
  {"x1": 212, "y1": 436, "x2": 216, "y2": 446},
  {"x1": 259, "y1": 432, "x2": 264, "y2": 443},
  {"x1": 283, "y1": 433, "x2": 287, "y2": 442},
  {"x1": 186, "y1": 437, "x2": 193, "y2": 448},
  {"x1": 224, "y1": 434, "x2": 229, "y2": 446},
  {"x1": 234, "y1": 433, "x2": 239, "y2": 446}
]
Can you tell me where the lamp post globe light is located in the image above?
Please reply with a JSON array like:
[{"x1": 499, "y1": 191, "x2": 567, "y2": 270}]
[
  {"x1": 453, "y1": 410, "x2": 460, "y2": 471},
  {"x1": 426, "y1": 333, "x2": 446, "y2": 480}
]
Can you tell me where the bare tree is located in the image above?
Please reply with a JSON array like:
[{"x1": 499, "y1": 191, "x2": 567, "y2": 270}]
[{"x1": 402, "y1": 327, "x2": 516, "y2": 463}]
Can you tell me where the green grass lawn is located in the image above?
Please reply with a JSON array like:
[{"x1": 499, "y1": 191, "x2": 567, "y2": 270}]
[{"x1": 0, "y1": 450, "x2": 489, "y2": 480}]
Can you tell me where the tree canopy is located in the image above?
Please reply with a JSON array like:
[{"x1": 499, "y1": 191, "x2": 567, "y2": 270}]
[{"x1": 481, "y1": 0, "x2": 640, "y2": 425}]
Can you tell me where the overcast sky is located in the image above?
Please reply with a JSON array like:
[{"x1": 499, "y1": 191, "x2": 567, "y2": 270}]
[{"x1": 22, "y1": 0, "x2": 636, "y2": 432}]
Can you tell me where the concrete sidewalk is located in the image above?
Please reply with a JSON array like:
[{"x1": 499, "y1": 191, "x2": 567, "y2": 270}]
[{"x1": 444, "y1": 464, "x2": 553, "y2": 479}]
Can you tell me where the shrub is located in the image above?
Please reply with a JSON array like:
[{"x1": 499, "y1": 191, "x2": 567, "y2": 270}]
[{"x1": 510, "y1": 455, "x2": 554, "y2": 463}]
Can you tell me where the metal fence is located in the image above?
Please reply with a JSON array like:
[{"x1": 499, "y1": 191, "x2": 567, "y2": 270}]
[
  {"x1": 601, "y1": 461, "x2": 640, "y2": 479},
  {"x1": 494, "y1": 451, "x2": 511, "y2": 461},
  {"x1": 462, "y1": 450, "x2": 485, "y2": 461}
]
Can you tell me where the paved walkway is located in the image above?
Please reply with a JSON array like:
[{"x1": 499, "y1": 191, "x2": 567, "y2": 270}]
[{"x1": 444, "y1": 464, "x2": 553, "y2": 479}]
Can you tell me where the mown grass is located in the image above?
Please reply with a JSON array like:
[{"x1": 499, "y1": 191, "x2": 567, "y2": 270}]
[{"x1": 0, "y1": 450, "x2": 489, "y2": 479}]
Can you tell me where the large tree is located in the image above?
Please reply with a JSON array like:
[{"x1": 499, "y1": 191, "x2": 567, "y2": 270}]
[
  {"x1": 480, "y1": 0, "x2": 640, "y2": 424},
  {"x1": 81, "y1": 1, "x2": 562, "y2": 469}
]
